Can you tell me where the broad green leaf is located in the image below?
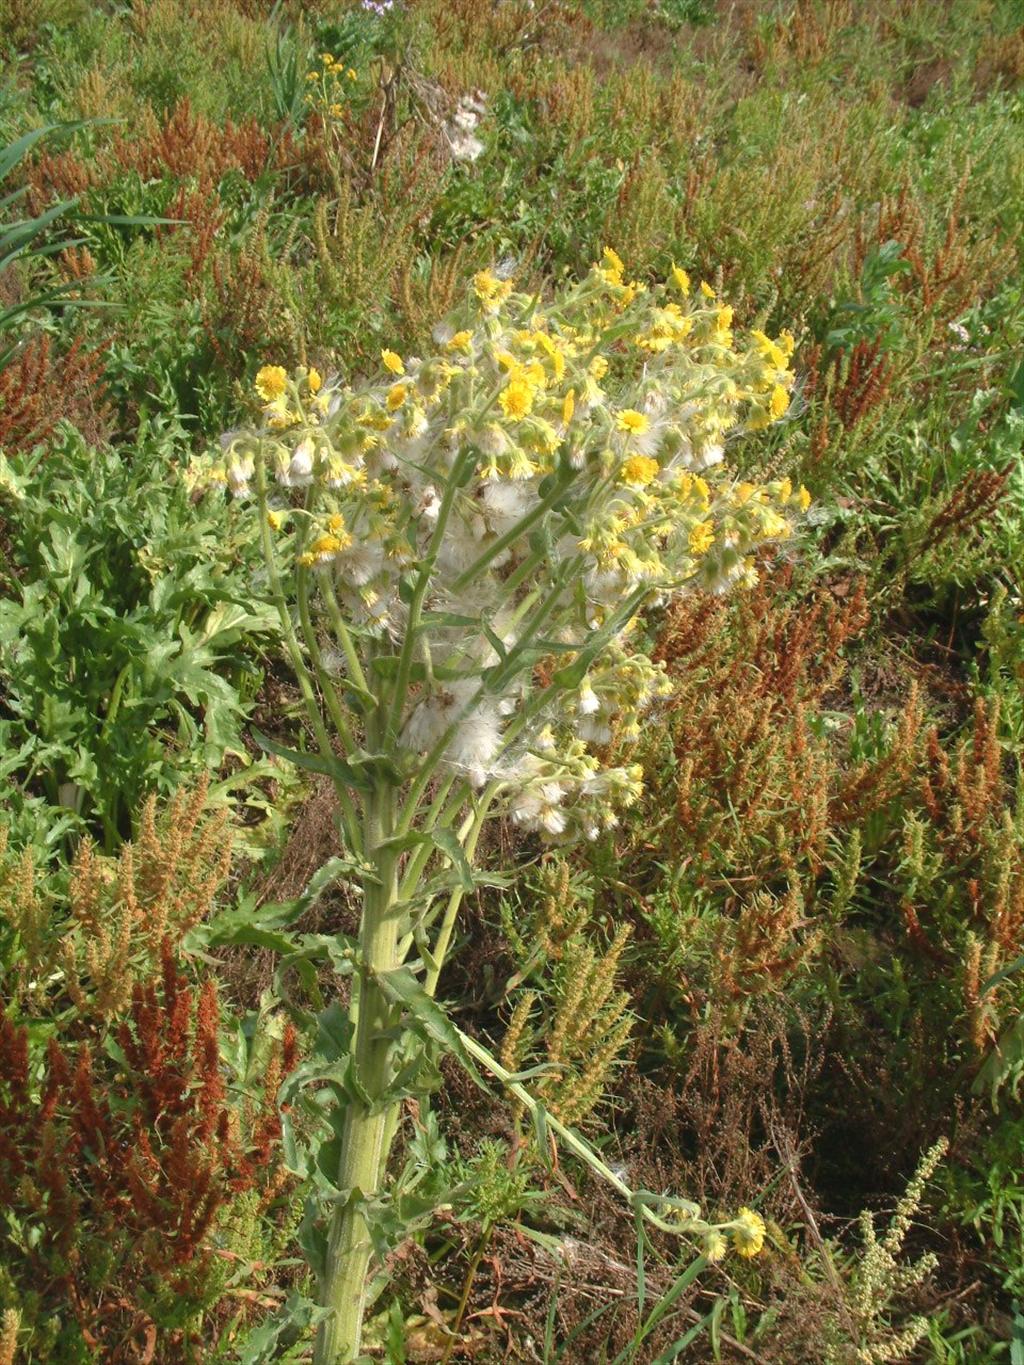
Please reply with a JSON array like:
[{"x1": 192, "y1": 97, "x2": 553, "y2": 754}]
[{"x1": 374, "y1": 966, "x2": 483, "y2": 1086}]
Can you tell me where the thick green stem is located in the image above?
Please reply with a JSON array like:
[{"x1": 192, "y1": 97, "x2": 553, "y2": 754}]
[{"x1": 314, "y1": 781, "x2": 403, "y2": 1365}]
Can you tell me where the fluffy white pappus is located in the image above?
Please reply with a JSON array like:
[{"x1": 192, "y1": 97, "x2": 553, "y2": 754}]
[
  {"x1": 400, "y1": 694, "x2": 449, "y2": 755},
  {"x1": 510, "y1": 781, "x2": 569, "y2": 837},
  {"x1": 584, "y1": 566, "x2": 632, "y2": 606},
  {"x1": 452, "y1": 107, "x2": 479, "y2": 134},
  {"x1": 577, "y1": 681, "x2": 600, "y2": 715},
  {"x1": 415, "y1": 484, "x2": 442, "y2": 524},
  {"x1": 475, "y1": 479, "x2": 535, "y2": 537},
  {"x1": 336, "y1": 540, "x2": 386, "y2": 587},
  {"x1": 661, "y1": 438, "x2": 697, "y2": 474},
  {"x1": 279, "y1": 437, "x2": 315, "y2": 487},
  {"x1": 436, "y1": 518, "x2": 486, "y2": 575},
  {"x1": 227, "y1": 454, "x2": 254, "y2": 498},
  {"x1": 475, "y1": 422, "x2": 511, "y2": 458},
  {"x1": 629, "y1": 421, "x2": 667, "y2": 457},
  {"x1": 446, "y1": 703, "x2": 503, "y2": 787},
  {"x1": 577, "y1": 714, "x2": 613, "y2": 745},
  {"x1": 694, "y1": 442, "x2": 724, "y2": 470},
  {"x1": 320, "y1": 646, "x2": 346, "y2": 676}
]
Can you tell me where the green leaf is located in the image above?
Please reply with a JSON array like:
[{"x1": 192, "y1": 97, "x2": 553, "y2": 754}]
[
  {"x1": 373, "y1": 966, "x2": 484, "y2": 1086},
  {"x1": 428, "y1": 827, "x2": 475, "y2": 892},
  {"x1": 251, "y1": 728, "x2": 372, "y2": 790},
  {"x1": 980, "y1": 953, "x2": 1024, "y2": 996}
]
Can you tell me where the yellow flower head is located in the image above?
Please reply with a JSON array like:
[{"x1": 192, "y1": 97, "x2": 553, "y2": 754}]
[
  {"x1": 688, "y1": 520, "x2": 715, "y2": 556},
  {"x1": 381, "y1": 349, "x2": 405, "y2": 375},
  {"x1": 255, "y1": 365, "x2": 288, "y2": 401},
  {"x1": 599, "y1": 246, "x2": 625, "y2": 285},
  {"x1": 750, "y1": 329, "x2": 788, "y2": 371},
  {"x1": 326, "y1": 512, "x2": 347, "y2": 533},
  {"x1": 534, "y1": 330, "x2": 566, "y2": 380},
  {"x1": 759, "y1": 508, "x2": 791, "y2": 538},
  {"x1": 699, "y1": 280, "x2": 717, "y2": 299},
  {"x1": 797, "y1": 484, "x2": 812, "y2": 511},
  {"x1": 298, "y1": 532, "x2": 349, "y2": 567},
  {"x1": 307, "y1": 366, "x2": 323, "y2": 393},
  {"x1": 616, "y1": 409, "x2": 650, "y2": 436},
  {"x1": 590, "y1": 355, "x2": 609, "y2": 381},
  {"x1": 769, "y1": 384, "x2": 790, "y2": 421},
  {"x1": 499, "y1": 379, "x2": 534, "y2": 422},
  {"x1": 473, "y1": 270, "x2": 513, "y2": 312},
  {"x1": 562, "y1": 388, "x2": 575, "y2": 425},
  {"x1": 731, "y1": 1208, "x2": 766, "y2": 1259},
  {"x1": 447, "y1": 330, "x2": 473, "y2": 353},
  {"x1": 670, "y1": 264, "x2": 691, "y2": 295},
  {"x1": 620, "y1": 454, "x2": 659, "y2": 486},
  {"x1": 266, "y1": 509, "x2": 284, "y2": 531},
  {"x1": 387, "y1": 383, "x2": 408, "y2": 411}
]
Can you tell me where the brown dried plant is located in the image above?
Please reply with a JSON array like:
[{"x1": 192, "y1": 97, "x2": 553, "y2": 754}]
[
  {"x1": 713, "y1": 879, "x2": 821, "y2": 1002},
  {"x1": 0, "y1": 781, "x2": 297, "y2": 1358},
  {"x1": 498, "y1": 860, "x2": 633, "y2": 1131},
  {"x1": 802, "y1": 336, "x2": 899, "y2": 466},
  {"x1": 0, "y1": 950, "x2": 295, "y2": 1355},
  {"x1": 5, "y1": 775, "x2": 232, "y2": 1024},
  {"x1": 111, "y1": 97, "x2": 294, "y2": 185},
  {"x1": 747, "y1": 0, "x2": 856, "y2": 70},
  {"x1": 0, "y1": 333, "x2": 110, "y2": 453},
  {"x1": 850, "y1": 173, "x2": 1017, "y2": 334},
  {"x1": 60, "y1": 775, "x2": 232, "y2": 1021},
  {"x1": 397, "y1": 243, "x2": 476, "y2": 350},
  {"x1": 157, "y1": 178, "x2": 229, "y2": 284},
  {"x1": 501, "y1": 922, "x2": 633, "y2": 1131},
  {"x1": 0, "y1": 1308, "x2": 18, "y2": 1365},
  {"x1": 202, "y1": 214, "x2": 300, "y2": 372},
  {"x1": 652, "y1": 566, "x2": 872, "y2": 883},
  {"x1": 899, "y1": 698, "x2": 1024, "y2": 1056}
]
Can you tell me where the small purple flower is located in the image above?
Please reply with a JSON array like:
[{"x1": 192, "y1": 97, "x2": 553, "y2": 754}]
[{"x1": 361, "y1": 0, "x2": 395, "y2": 14}]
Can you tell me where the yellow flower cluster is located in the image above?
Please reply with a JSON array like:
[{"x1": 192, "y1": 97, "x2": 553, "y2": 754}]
[
  {"x1": 305, "y1": 52, "x2": 358, "y2": 117},
  {"x1": 188, "y1": 251, "x2": 809, "y2": 837}
]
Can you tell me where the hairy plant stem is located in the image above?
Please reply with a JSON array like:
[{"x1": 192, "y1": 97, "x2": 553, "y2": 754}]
[{"x1": 314, "y1": 778, "x2": 402, "y2": 1365}]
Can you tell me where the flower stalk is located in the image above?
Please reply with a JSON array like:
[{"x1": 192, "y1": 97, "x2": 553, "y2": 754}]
[{"x1": 187, "y1": 252, "x2": 801, "y2": 1360}]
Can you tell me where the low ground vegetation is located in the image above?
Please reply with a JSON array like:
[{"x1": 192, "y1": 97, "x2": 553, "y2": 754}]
[{"x1": 1, "y1": 0, "x2": 1022, "y2": 1360}]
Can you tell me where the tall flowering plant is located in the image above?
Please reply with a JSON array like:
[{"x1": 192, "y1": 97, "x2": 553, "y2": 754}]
[{"x1": 187, "y1": 251, "x2": 803, "y2": 1361}]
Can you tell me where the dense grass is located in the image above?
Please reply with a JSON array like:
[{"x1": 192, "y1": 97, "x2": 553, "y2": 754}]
[{"x1": 1, "y1": 0, "x2": 1023, "y2": 1361}]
